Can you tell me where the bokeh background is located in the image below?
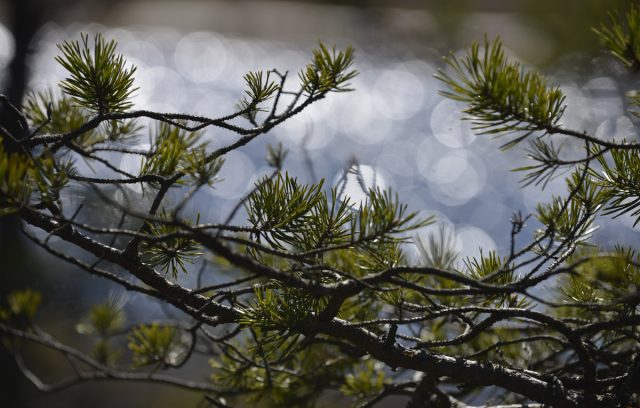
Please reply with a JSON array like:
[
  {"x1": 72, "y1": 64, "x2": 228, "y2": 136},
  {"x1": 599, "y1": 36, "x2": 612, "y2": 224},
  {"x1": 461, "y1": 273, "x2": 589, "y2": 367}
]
[{"x1": 0, "y1": 0, "x2": 636, "y2": 406}]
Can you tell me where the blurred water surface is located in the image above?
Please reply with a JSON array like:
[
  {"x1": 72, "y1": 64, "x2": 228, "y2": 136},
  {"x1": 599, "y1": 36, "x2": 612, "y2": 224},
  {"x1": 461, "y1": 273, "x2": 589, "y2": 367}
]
[{"x1": 14, "y1": 16, "x2": 639, "y2": 264}]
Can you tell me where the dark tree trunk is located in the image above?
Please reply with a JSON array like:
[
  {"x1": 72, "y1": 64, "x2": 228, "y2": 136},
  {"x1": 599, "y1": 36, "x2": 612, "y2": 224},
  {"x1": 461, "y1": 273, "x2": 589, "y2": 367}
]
[
  {"x1": 0, "y1": 0, "x2": 42, "y2": 279},
  {"x1": 0, "y1": 1, "x2": 43, "y2": 406}
]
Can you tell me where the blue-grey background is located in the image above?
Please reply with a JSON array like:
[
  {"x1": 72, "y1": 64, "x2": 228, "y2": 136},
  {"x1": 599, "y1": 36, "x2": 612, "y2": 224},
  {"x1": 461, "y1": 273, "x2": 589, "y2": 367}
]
[{"x1": 0, "y1": 0, "x2": 636, "y2": 406}]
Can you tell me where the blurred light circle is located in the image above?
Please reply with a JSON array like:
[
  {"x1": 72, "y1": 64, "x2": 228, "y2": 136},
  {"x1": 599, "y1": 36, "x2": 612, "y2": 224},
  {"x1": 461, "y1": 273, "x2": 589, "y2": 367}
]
[
  {"x1": 559, "y1": 85, "x2": 588, "y2": 130},
  {"x1": 334, "y1": 164, "x2": 388, "y2": 206},
  {"x1": 425, "y1": 151, "x2": 487, "y2": 207},
  {"x1": 194, "y1": 91, "x2": 237, "y2": 117},
  {"x1": 126, "y1": 59, "x2": 152, "y2": 108},
  {"x1": 175, "y1": 32, "x2": 227, "y2": 83},
  {"x1": 470, "y1": 198, "x2": 513, "y2": 231},
  {"x1": 415, "y1": 137, "x2": 451, "y2": 173},
  {"x1": 104, "y1": 27, "x2": 135, "y2": 45},
  {"x1": 413, "y1": 214, "x2": 455, "y2": 246},
  {"x1": 584, "y1": 76, "x2": 618, "y2": 94},
  {"x1": 456, "y1": 226, "x2": 497, "y2": 261},
  {"x1": 375, "y1": 152, "x2": 415, "y2": 181},
  {"x1": 210, "y1": 151, "x2": 255, "y2": 199},
  {"x1": 424, "y1": 152, "x2": 468, "y2": 183},
  {"x1": 430, "y1": 99, "x2": 475, "y2": 148},
  {"x1": 0, "y1": 24, "x2": 15, "y2": 62},
  {"x1": 122, "y1": 40, "x2": 164, "y2": 66},
  {"x1": 372, "y1": 68, "x2": 425, "y2": 121},
  {"x1": 147, "y1": 66, "x2": 188, "y2": 107},
  {"x1": 247, "y1": 166, "x2": 277, "y2": 189},
  {"x1": 303, "y1": 90, "x2": 339, "y2": 122},
  {"x1": 341, "y1": 93, "x2": 393, "y2": 144},
  {"x1": 583, "y1": 77, "x2": 623, "y2": 123},
  {"x1": 404, "y1": 59, "x2": 437, "y2": 81},
  {"x1": 27, "y1": 40, "x2": 68, "y2": 90},
  {"x1": 279, "y1": 118, "x2": 336, "y2": 150},
  {"x1": 223, "y1": 38, "x2": 257, "y2": 75},
  {"x1": 596, "y1": 116, "x2": 637, "y2": 142}
]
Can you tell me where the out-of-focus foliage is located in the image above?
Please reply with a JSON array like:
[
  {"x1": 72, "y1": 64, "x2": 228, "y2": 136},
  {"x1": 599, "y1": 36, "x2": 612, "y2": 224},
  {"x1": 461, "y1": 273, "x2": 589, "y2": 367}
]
[
  {"x1": 1, "y1": 289, "x2": 42, "y2": 322},
  {"x1": 593, "y1": 4, "x2": 640, "y2": 71},
  {"x1": 3, "y1": 5, "x2": 640, "y2": 407},
  {"x1": 128, "y1": 323, "x2": 179, "y2": 367}
]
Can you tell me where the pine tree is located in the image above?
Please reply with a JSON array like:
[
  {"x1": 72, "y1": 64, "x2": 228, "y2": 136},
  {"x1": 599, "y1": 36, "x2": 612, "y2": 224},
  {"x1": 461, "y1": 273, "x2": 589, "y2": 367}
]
[{"x1": 1, "y1": 5, "x2": 640, "y2": 408}]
